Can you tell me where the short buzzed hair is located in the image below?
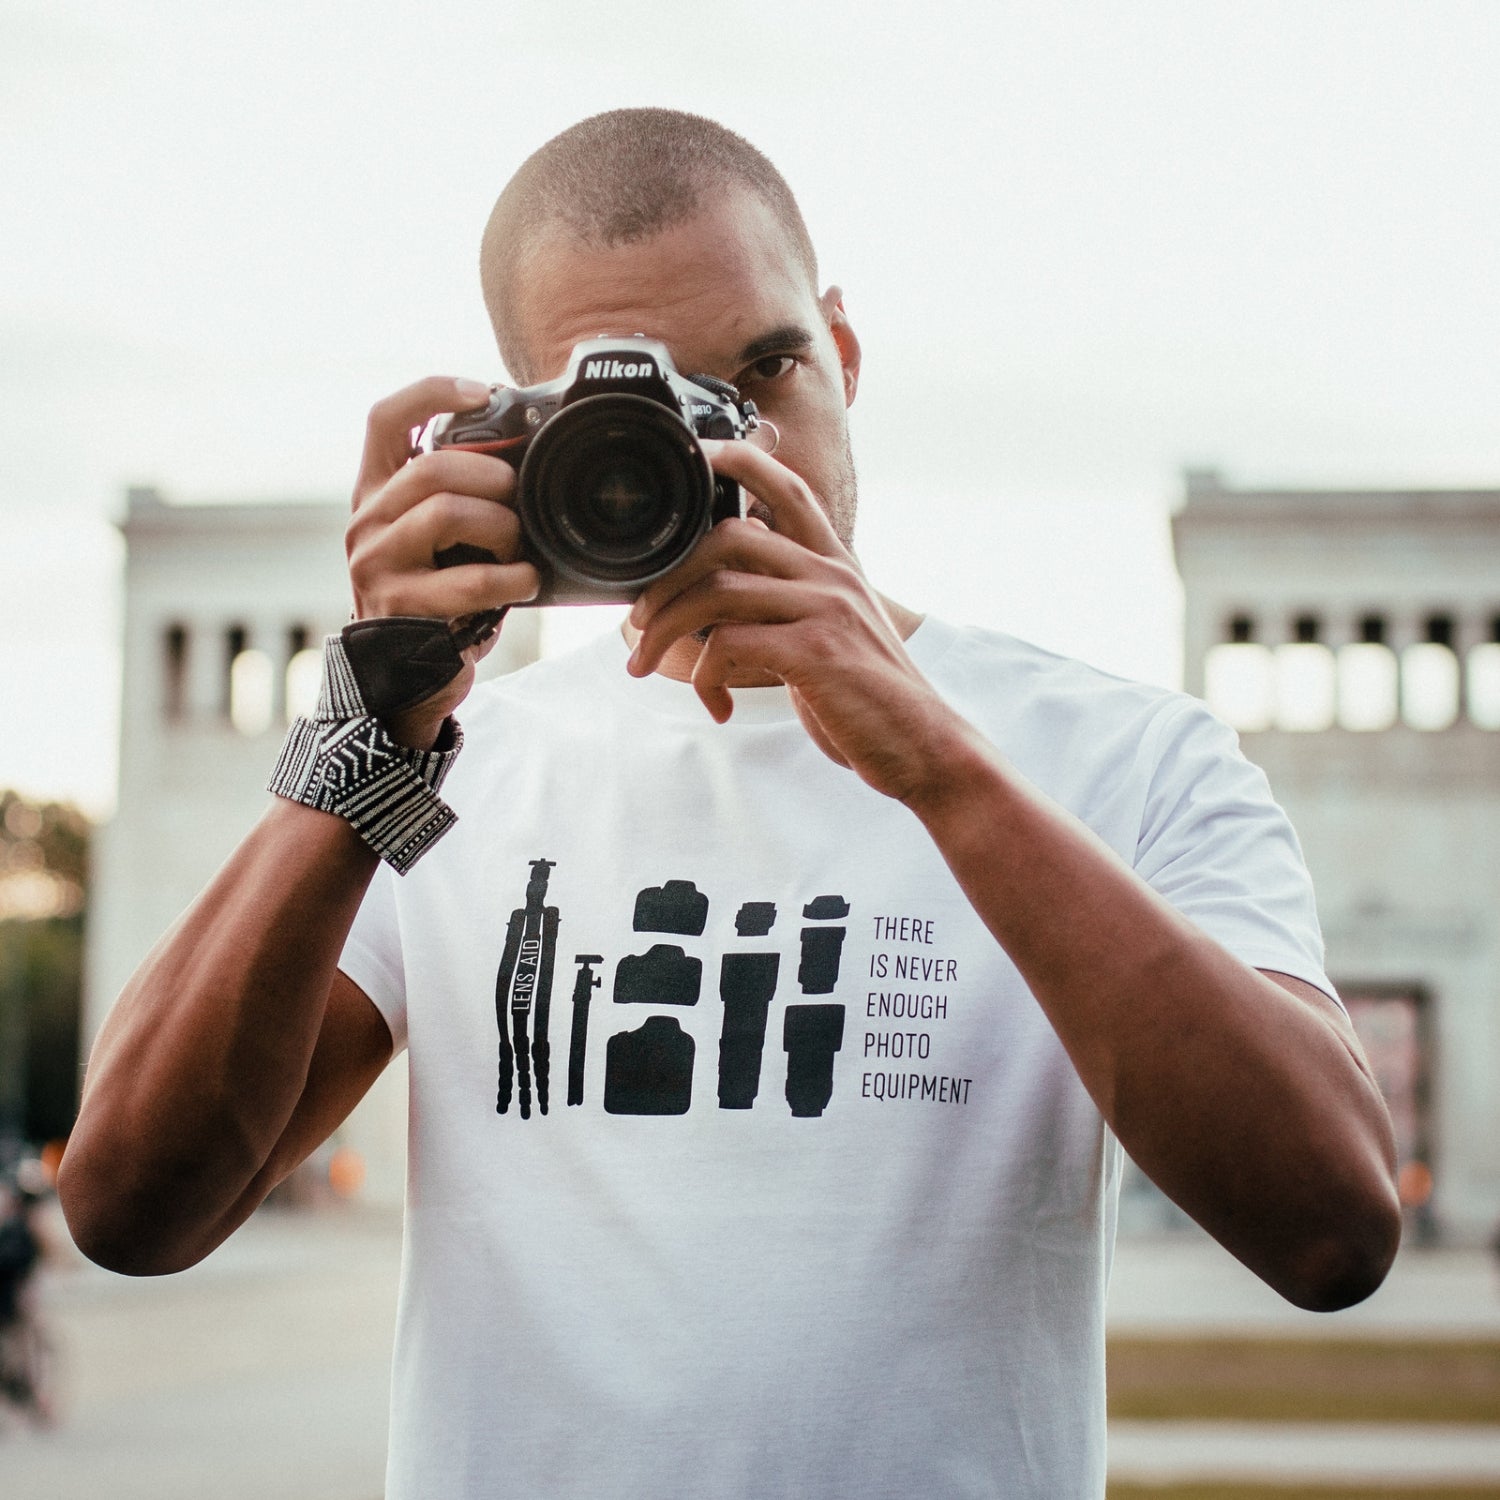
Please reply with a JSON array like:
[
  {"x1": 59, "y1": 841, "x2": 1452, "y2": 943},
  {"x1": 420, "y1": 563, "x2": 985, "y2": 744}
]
[{"x1": 481, "y1": 108, "x2": 818, "y2": 381}]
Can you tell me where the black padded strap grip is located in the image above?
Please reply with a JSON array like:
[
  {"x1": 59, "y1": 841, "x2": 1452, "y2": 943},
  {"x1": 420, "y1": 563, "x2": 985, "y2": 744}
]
[
  {"x1": 341, "y1": 618, "x2": 468, "y2": 718},
  {"x1": 341, "y1": 542, "x2": 509, "y2": 717}
]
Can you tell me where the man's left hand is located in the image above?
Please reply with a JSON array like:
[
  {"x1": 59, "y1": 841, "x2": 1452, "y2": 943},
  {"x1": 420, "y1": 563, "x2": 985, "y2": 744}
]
[{"x1": 626, "y1": 439, "x2": 969, "y2": 806}]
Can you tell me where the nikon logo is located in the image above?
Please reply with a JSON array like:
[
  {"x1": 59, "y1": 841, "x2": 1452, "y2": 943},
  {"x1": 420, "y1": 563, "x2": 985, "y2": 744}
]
[{"x1": 582, "y1": 358, "x2": 656, "y2": 379}]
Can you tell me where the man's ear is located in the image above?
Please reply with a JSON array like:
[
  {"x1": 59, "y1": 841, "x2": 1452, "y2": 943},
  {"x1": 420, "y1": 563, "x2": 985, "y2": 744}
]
[{"x1": 821, "y1": 285, "x2": 861, "y2": 407}]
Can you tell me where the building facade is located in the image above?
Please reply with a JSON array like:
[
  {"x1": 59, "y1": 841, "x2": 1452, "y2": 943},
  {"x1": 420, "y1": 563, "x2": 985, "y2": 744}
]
[
  {"x1": 85, "y1": 486, "x2": 542, "y2": 1202},
  {"x1": 90, "y1": 476, "x2": 1500, "y2": 1240},
  {"x1": 1174, "y1": 470, "x2": 1500, "y2": 1242}
]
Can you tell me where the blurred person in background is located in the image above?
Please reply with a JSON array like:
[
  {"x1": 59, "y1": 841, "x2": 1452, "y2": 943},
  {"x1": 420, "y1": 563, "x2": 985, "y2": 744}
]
[
  {"x1": 56, "y1": 108, "x2": 1401, "y2": 1497},
  {"x1": 0, "y1": 1161, "x2": 58, "y2": 1427}
]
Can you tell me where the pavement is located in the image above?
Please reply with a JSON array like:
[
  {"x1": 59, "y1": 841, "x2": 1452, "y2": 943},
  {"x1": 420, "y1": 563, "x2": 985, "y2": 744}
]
[
  {"x1": 1108, "y1": 1226, "x2": 1500, "y2": 1337},
  {"x1": 1109, "y1": 1226, "x2": 1500, "y2": 1486},
  {"x1": 0, "y1": 1203, "x2": 1496, "y2": 1497},
  {"x1": 0, "y1": 1203, "x2": 400, "y2": 1500},
  {"x1": 1108, "y1": 1421, "x2": 1500, "y2": 1486}
]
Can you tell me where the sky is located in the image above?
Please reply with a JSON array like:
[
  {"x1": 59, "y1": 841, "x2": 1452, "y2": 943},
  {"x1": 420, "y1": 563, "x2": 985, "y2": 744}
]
[{"x1": 3, "y1": 0, "x2": 1498, "y2": 815}]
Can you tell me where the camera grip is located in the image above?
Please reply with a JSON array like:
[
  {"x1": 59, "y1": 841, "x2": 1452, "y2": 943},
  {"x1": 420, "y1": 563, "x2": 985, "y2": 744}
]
[{"x1": 433, "y1": 542, "x2": 500, "y2": 569}]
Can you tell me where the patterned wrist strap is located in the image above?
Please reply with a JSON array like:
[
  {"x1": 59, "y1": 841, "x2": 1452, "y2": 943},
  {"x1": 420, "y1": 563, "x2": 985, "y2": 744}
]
[{"x1": 267, "y1": 635, "x2": 464, "y2": 874}]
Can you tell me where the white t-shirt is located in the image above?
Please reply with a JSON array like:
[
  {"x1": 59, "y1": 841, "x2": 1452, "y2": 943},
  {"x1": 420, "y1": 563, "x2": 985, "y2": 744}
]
[{"x1": 340, "y1": 615, "x2": 1331, "y2": 1500}]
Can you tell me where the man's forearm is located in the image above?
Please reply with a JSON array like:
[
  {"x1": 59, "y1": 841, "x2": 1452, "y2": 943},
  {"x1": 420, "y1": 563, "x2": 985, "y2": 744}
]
[
  {"x1": 905, "y1": 722, "x2": 1401, "y2": 1310},
  {"x1": 59, "y1": 798, "x2": 380, "y2": 1274}
]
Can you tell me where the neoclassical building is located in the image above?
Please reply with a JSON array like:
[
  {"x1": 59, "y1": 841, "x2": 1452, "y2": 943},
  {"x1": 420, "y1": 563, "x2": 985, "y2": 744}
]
[
  {"x1": 89, "y1": 476, "x2": 1500, "y2": 1240},
  {"x1": 84, "y1": 486, "x2": 542, "y2": 1201},
  {"x1": 1174, "y1": 470, "x2": 1500, "y2": 1242}
]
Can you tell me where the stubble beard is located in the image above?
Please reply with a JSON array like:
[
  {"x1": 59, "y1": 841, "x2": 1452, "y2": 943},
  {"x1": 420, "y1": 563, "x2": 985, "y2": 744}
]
[{"x1": 825, "y1": 428, "x2": 860, "y2": 551}]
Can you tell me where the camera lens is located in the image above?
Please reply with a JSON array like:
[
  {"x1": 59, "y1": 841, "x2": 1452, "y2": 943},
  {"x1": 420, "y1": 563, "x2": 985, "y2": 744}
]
[
  {"x1": 578, "y1": 460, "x2": 663, "y2": 540},
  {"x1": 518, "y1": 394, "x2": 715, "y2": 588}
]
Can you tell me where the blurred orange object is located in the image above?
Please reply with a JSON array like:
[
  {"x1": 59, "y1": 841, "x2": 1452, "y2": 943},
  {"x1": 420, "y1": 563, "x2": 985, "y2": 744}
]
[
  {"x1": 38, "y1": 1141, "x2": 66, "y2": 1184},
  {"x1": 327, "y1": 1146, "x2": 366, "y2": 1199},
  {"x1": 1396, "y1": 1159, "x2": 1433, "y2": 1209}
]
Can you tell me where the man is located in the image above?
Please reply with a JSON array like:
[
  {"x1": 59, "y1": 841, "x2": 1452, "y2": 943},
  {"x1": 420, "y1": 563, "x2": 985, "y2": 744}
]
[{"x1": 59, "y1": 109, "x2": 1400, "y2": 1497}]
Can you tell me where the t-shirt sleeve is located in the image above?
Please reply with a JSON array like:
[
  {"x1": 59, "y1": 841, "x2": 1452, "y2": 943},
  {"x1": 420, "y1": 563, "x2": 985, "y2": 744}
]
[
  {"x1": 1133, "y1": 696, "x2": 1337, "y2": 1003},
  {"x1": 339, "y1": 862, "x2": 409, "y2": 1052}
]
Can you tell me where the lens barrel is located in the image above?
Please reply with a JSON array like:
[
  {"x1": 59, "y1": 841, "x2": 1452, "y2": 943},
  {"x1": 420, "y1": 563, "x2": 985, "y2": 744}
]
[{"x1": 517, "y1": 394, "x2": 717, "y2": 589}]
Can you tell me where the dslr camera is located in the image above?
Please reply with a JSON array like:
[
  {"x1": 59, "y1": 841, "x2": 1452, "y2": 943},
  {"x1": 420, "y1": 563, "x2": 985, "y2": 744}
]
[{"x1": 433, "y1": 337, "x2": 760, "y2": 604}]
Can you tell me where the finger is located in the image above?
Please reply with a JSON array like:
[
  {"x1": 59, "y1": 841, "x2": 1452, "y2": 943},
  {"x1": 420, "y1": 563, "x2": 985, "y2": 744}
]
[
  {"x1": 356, "y1": 449, "x2": 517, "y2": 528},
  {"x1": 690, "y1": 624, "x2": 854, "y2": 767},
  {"x1": 358, "y1": 559, "x2": 541, "y2": 621},
  {"x1": 628, "y1": 571, "x2": 813, "y2": 679},
  {"x1": 701, "y1": 439, "x2": 848, "y2": 558},
  {"x1": 354, "y1": 376, "x2": 494, "y2": 507},
  {"x1": 688, "y1": 620, "x2": 780, "y2": 724},
  {"x1": 377, "y1": 492, "x2": 524, "y2": 572},
  {"x1": 628, "y1": 517, "x2": 835, "y2": 631}
]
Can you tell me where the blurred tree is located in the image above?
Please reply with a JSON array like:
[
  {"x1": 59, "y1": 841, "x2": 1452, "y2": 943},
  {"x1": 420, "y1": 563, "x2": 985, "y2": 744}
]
[{"x1": 0, "y1": 792, "x2": 90, "y2": 1150}]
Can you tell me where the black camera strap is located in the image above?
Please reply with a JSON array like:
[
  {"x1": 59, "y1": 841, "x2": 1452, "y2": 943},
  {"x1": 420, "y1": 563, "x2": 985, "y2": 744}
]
[
  {"x1": 341, "y1": 540, "x2": 508, "y2": 718},
  {"x1": 341, "y1": 608, "x2": 506, "y2": 720}
]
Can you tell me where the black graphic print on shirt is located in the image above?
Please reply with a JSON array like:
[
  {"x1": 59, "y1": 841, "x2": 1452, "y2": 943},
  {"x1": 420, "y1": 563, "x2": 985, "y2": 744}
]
[
  {"x1": 797, "y1": 893, "x2": 850, "y2": 994},
  {"x1": 734, "y1": 901, "x2": 778, "y2": 937},
  {"x1": 494, "y1": 859, "x2": 559, "y2": 1119},
  {"x1": 566, "y1": 955, "x2": 603, "y2": 1108},
  {"x1": 634, "y1": 879, "x2": 709, "y2": 935},
  {"x1": 716, "y1": 952, "x2": 780, "y2": 1109},
  {"x1": 491, "y1": 861, "x2": 977, "y2": 1121},
  {"x1": 613, "y1": 944, "x2": 702, "y2": 1005},
  {"x1": 783, "y1": 1004, "x2": 846, "y2": 1117},
  {"x1": 604, "y1": 1016, "x2": 694, "y2": 1115},
  {"x1": 803, "y1": 895, "x2": 851, "y2": 921}
]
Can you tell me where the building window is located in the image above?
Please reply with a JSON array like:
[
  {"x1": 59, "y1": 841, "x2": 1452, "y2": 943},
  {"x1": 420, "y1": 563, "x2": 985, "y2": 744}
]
[
  {"x1": 223, "y1": 625, "x2": 247, "y2": 718},
  {"x1": 284, "y1": 623, "x2": 319, "y2": 722},
  {"x1": 226, "y1": 624, "x2": 274, "y2": 736},
  {"x1": 163, "y1": 622, "x2": 189, "y2": 723},
  {"x1": 1274, "y1": 615, "x2": 1334, "y2": 732},
  {"x1": 1338, "y1": 644, "x2": 1398, "y2": 732},
  {"x1": 230, "y1": 650, "x2": 274, "y2": 736},
  {"x1": 1205, "y1": 615, "x2": 1273, "y2": 731},
  {"x1": 1401, "y1": 614, "x2": 1459, "y2": 731},
  {"x1": 1337, "y1": 615, "x2": 1397, "y2": 732},
  {"x1": 285, "y1": 636, "x2": 322, "y2": 724},
  {"x1": 1424, "y1": 613, "x2": 1456, "y2": 649},
  {"x1": 1467, "y1": 616, "x2": 1500, "y2": 730}
]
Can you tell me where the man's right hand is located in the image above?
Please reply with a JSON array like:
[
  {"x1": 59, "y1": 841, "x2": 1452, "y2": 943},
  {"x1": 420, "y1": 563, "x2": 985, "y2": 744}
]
[{"x1": 345, "y1": 376, "x2": 540, "y2": 748}]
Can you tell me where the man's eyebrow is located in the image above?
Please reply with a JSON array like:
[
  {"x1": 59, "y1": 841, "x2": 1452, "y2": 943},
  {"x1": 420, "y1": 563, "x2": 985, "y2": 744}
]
[{"x1": 733, "y1": 324, "x2": 817, "y2": 366}]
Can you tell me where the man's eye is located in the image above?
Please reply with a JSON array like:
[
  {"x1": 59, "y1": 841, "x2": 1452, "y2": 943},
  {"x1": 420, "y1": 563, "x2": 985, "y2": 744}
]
[{"x1": 742, "y1": 354, "x2": 796, "y2": 383}]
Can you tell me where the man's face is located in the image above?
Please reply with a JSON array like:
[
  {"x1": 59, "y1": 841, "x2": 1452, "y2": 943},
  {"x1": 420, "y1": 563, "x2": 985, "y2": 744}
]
[{"x1": 509, "y1": 188, "x2": 861, "y2": 546}]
